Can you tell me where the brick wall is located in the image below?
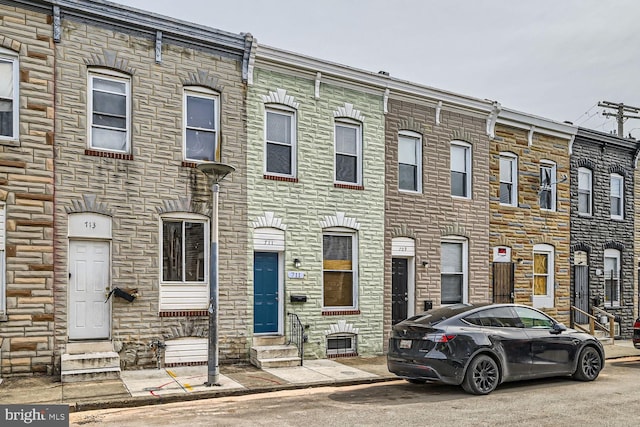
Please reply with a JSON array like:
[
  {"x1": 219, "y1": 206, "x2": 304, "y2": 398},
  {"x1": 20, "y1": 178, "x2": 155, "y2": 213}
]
[
  {"x1": 53, "y1": 17, "x2": 248, "y2": 369},
  {"x1": 246, "y1": 66, "x2": 386, "y2": 357},
  {"x1": 0, "y1": 3, "x2": 55, "y2": 376},
  {"x1": 384, "y1": 98, "x2": 491, "y2": 342}
]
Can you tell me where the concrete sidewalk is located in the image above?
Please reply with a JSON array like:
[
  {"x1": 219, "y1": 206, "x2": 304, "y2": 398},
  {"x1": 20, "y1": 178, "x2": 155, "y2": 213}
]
[{"x1": 0, "y1": 341, "x2": 637, "y2": 412}]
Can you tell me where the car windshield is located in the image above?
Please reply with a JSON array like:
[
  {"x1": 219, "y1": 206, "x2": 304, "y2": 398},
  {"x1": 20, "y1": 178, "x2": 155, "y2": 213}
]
[{"x1": 406, "y1": 303, "x2": 478, "y2": 325}]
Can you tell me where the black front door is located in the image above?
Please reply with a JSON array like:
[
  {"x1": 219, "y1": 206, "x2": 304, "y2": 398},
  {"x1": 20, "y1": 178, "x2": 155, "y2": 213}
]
[
  {"x1": 392, "y1": 258, "x2": 408, "y2": 324},
  {"x1": 574, "y1": 265, "x2": 589, "y2": 324}
]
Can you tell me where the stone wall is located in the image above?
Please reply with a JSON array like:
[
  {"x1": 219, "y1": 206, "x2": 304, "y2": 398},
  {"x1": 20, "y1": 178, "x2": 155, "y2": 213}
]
[
  {"x1": 0, "y1": 3, "x2": 55, "y2": 376},
  {"x1": 53, "y1": 16, "x2": 248, "y2": 369}
]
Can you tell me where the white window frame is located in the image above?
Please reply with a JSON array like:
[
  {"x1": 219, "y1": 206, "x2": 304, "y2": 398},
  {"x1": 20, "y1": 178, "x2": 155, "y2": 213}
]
[
  {"x1": 604, "y1": 248, "x2": 621, "y2": 307},
  {"x1": 0, "y1": 203, "x2": 6, "y2": 317},
  {"x1": 87, "y1": 69, "x2": 131, "y2": 153},
  {"x1": 578, "y1": 167, "x2": 593, "y2": 216},
  {"x1": 610, "y1": 173, "x2": 624, "y2": 220},
  {"x1": 0, "y1": 49, "x2": 19, "y2": 140},
  {"x1": 533, "y1": 243, "x2": 555, "y2": 308},
  {"x1": 398, "y1": 131, "x2": 422, "y2": 193},
  {"x1": 183, "y1": 86, "x2": 219, "y2": 162},
  {"x1": 451, "y1": 141, "x2": 472, "y2": 199},
  {"x1": 539, "y1": 160, "x2": 556, "y2": 211},
  {"x1": 440, "y1": 237, "x2": 468, "y2": 305},
  {"x1": 322, "y1": 228, "x2": 358, "y2": 310},
  {"x1": 159, "y1": 213, "x2": 209, "y2": 311},
  {"x1": 499, "y1": 152, "x2": 518, "y2": 207},
  {"x1": 264, "y1": 106, "x2": 296, "y2": 178},
  {"x1": 334, "y1": 119, "x2": 362, "y2": 186},
  {"x1": 326, "y1": 333, "x2": 357, "y2": 356}
]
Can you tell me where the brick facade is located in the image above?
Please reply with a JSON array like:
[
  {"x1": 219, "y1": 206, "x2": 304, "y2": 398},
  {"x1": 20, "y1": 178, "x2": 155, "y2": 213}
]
[
  {"x1": 52, "y1": 5, "x2": 249, "y2": 370},
  {"x1": 0, "y1": 1, "x2": 55, "y2": 376},
  {"x1": 384, "y1": 98, "x2": 492, "y2": 342},
  {"x1": 571, "y1": 128, "x2": 638, "y2": 337}
]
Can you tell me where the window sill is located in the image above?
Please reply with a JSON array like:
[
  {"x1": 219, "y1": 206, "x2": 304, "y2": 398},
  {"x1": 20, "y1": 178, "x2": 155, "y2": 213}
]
[
  {"x1": 399, "y1": 189, "x2": 422, "y2": 195},
  {"x1": 451, "y1": 195, "x2": 472, "y2": 201},
  {"x1": 578, "y1": 213, "x2": 593, "y2": 218},
  {"x1": 610, "y1": 216, "x2": 624, "y2": 221},
  {"x1": 0, "y1": 137, "x2": 20, "y2": 148},
  {"x1": 159, "y1": 310, "x2": 208, "y2": 317},
  {"x1": 334, "y1": 183, "x2": 364, "y2": 191},
  {"x1": 85, "y1": 149, "x2": 133, "y2": 160},
  {"x1": 499, "y1": 203, "x2": 519, "y2": 208},
  {"x1": 264, "y1": 174, "x2": 298, "y2": 183},
  {"x1": 322, "y1": 309, "x2": 360, "y2": 316}
]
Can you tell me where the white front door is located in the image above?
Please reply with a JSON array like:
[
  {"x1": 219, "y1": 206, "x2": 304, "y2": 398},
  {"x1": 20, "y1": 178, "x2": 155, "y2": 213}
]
[{"x1": 69, "y1": 240, "x2": 110, "y2": 340}]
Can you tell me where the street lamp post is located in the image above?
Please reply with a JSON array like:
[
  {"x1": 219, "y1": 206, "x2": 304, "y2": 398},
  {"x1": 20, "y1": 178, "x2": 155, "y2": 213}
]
[{"x1": 196, "y1": 162, "x2": 235, "y2": 387}]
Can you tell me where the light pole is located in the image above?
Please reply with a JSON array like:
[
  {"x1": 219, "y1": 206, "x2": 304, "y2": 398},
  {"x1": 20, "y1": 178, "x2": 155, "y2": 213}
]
[{"x1": 196, "y1": 162, "x2": 235, "y2": 386}]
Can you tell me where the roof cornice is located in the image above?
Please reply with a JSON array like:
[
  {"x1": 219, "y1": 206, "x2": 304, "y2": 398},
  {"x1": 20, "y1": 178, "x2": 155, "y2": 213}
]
[
  {"x1": 497, "y1": 108, "x2": 577, "y2": 140},
  {"x1": 576, "y1": 127, "x2": 638, "y2": 149}
]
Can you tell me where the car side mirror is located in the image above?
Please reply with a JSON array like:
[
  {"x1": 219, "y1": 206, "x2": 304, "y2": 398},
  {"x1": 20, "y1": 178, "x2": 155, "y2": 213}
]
[{"x1": 551, "y1": 323, "x2": 567, "y2": 335}]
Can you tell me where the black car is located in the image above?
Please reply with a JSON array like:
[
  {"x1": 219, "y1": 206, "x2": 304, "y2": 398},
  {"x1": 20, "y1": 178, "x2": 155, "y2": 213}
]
[
  {"x1": 633, "y1": 317, "x2": 640, "y2": 349},
  {"x1": 387, "y1": 303, "x2": 604, "y2": 395}
]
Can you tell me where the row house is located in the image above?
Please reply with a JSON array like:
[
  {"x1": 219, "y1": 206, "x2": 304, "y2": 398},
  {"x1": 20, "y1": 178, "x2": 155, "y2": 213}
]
[
  {"x1": 490, "y1": 112, "x2": 577, "y2": 325},
  {"x1": 570, "y1": 128, "x2": 638, "y2": 337},
  {"x1": 0, "y1": 0, "x2": 55, "y2": 376}
]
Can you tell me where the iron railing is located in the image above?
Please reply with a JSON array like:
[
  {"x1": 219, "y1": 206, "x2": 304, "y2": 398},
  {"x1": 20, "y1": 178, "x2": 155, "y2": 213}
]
[{"x1": 287, "y1": 312, "x2": 306, "y2": 366}]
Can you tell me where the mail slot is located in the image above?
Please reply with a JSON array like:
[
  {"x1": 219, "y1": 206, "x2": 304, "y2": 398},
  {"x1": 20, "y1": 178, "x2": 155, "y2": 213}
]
[{"x1": 290, "y1": 294, "x2": 307, "y2": 303}]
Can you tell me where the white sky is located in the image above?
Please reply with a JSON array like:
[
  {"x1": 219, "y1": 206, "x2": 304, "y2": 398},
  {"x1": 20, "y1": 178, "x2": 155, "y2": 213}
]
[{"x1": 117, "y1": 0, "x2": 640, "y2": 137}]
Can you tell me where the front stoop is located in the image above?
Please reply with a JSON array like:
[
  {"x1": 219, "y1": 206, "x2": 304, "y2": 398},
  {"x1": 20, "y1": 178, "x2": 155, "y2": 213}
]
[
  {"x1": 61, "y1": 341, "x2": 121, "y2": 383},
  {"x1": 250, "y1": 336, "x2": 301, "y2": 368}
]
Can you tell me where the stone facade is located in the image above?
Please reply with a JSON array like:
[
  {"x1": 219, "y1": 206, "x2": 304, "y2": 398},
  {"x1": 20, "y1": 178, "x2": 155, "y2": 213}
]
[
  {"x1": 246, "y1": 58, "x2": 386, "y2": 358},
  {"x1": 490, "y1": 121, "x2": 575, "y2": 324},
  {"x1": 570, "y1": 128, "x2": 638, "y2": 337},
  {"x1": 52, "y1": 3, "x2": 250, "y2": 371},
  {"x1": 384, "y1": 97, "x2": 492, "y2": 342},
  {"x1": 0, "y1": 1, "x2": 55, "y2": 376}
]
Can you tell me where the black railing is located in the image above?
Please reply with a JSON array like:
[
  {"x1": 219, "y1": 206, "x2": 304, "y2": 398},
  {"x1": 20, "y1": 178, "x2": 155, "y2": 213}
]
[{"x1": 287, "y1": 312, "x2": 306, "y2": 366}]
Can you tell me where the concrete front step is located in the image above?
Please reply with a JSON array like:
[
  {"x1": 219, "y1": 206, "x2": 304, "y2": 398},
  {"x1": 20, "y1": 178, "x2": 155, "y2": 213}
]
[
  {"x1": 61, "y1": 351, "x2": 120, "y2": 372},
  {"x1": 253, "y1": 336, "x2": 286, "y2": 346},
  {"x1": 251, "y1": 356, "x2": 301, "y2": 369},
  {"x1": 65, "y1": 341, "x2": 114, "y2": 354},
  {"x1": 250, "y1": 345, "x2": 299, "y2": 360},
  {"x1": 61, "y1": 367, "x2": 121, "y2": 383}
]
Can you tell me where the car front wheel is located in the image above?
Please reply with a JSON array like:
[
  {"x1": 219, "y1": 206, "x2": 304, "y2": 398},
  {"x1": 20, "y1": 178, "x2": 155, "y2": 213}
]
[
  {"x1": 572, "y1": 346, "x2": 602, "y2": 381},
  {"x1": 462, "y1": 354, "x2": 499, "y2": 395}
]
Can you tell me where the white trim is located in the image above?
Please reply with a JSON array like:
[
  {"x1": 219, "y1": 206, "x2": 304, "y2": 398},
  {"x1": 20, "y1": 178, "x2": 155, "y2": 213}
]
[
  {"x1": 0, "y1": 202, "x2": 5, "y2": 315},
  {"x1": 539, "y1": 160, "x2": 556, "y2": 211},
  {"x1": 322, "y1": 229, "x2": 359, "y2": 310},
  {"x1": 533, "y1": 243, "x2": 555, "y2": 308},
  {"x1": 253, "y1": 227, "x2": 285, "y2": 252},
  {"x1": 604, "y1": 248, "x2": 621, "y2": 307},
  {"x1": 441, "y1": 236, "x2": 468, "y2": 304},
  {"x1": 261, "y1": 88, "x2": 299, "y2": 109},
  {"x1": 87, "y1": 69, "x2": 131, "y2": 153},
  {"x1": 392, "y1": 237, "x2": 416, "y2": 319},
  {"x1": 450, "y1": 140, "x2": 472, "y2": 199},
  {"x1": 264, "y1": 106, "x2": 297, "y2": 178},
  {"x1": 578, "y1": 167, "x2": 593, "y2": 216},
  {"x1": 252, "y1": 250, "x2": 285, "y2": 336},
  {"x1": 334, "y1": 119, "x2": 363, "y2": 186},
  {"x1": 183, "y1": 86, "x2": 220, "y2": 162},
  {"x1": 610, "y1": 173, "x2": 624, "y2": 220},
  {"x1": 398, "y1": 131, "x2": 422, "y2": 193},
  {"x1": 0, "y1": 50, "x2": 19, "y2": 140},
  {"x1": 499, "y1": 152, "x2": 518, "y2": 207}
]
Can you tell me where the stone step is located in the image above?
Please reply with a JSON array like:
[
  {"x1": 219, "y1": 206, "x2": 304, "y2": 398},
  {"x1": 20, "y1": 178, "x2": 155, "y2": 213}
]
[
  {"x1": 250, "y1": 345, "x2": 299, "y2": 360},
  {"x1": 61, "y1": 351, "x2": 120, "y2": 372},
  {"x1": 61, "y1": 367, "x2": 121, "y2": 383},
  {"x1": 253, "y1": 336, "x2": 286, "y2": 346},
  {"x1": 253, "y1": 356, "x2": 301, "y2": 369},
  {"x1": 66, "y1": 341, "x2": 114, "y2": 354}
]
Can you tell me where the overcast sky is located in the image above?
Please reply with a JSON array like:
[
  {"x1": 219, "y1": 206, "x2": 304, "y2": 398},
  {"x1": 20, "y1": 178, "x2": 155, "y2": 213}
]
[{"x1": 117, "y1": 0, "x2": 640, "y2": 137}]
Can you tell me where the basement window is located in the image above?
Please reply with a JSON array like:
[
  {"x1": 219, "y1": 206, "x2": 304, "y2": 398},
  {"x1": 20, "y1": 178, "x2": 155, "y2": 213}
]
[{"x1": 326, "y1": 333, "x2": 357, "y2": 357}]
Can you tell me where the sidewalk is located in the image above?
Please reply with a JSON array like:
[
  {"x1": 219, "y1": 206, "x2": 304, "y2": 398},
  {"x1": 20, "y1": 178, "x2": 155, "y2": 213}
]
[{"x1": 0, "y1": 341, "x2": 637, "y2": 412}]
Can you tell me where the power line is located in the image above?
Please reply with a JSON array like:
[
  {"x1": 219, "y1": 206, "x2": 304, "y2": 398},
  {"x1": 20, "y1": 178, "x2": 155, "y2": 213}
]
[{"x1": 598, "y1": 101, "x2": 640, "y2": 137}]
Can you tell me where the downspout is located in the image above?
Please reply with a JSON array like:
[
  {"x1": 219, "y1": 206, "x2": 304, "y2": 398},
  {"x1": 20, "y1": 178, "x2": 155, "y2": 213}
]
[{"x1": 52, "y1": 4, "x2": 60, "y2": 375}]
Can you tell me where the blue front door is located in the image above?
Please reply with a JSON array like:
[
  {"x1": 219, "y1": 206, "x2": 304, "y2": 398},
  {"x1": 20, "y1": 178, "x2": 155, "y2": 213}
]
[{"x1": 254, "y1": 252, "x2": 279, "y2": 334}]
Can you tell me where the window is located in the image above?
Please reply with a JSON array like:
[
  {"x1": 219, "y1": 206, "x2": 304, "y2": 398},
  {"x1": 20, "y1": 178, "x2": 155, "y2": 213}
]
[
  {"x1": 464, "y1": 307, "x2": 520, "y2": 328},
  {"x1": 265, "y1": 108, "x2": 295, "y2": 176},
  {"x1": 323, "y1": 232, "x2": 357, "y2": 308},
  {"x1": 0, "y1": 203, "x2": 5, "y2": 317},
  {"x1": 578, "y1": 168, "x2": 592, "y2": 215},
  {"x1": 539, "y1": 161, "x2": 556, "y2": 210},
  {"x1": 162, "y1": 219, "x2": 206, "y2": 283},
  {"x1": 499, "y1": 153, "x2": 518, "y2": 206},
  {"x1": 0, "y1": 51, "x2": 18, "y2": 139},
  {"x1": 441, "y1": 238, "x2": 467, "y2": 304},
  {"x1": 451, "y1": 142, "x2": 471, "y2": 198},
  {"x1": 184, "y1": 87, "x2": 219, "y2": 161},
  {"x1": 88, "y1": 70, "x2": 130, "y2": 152},
  {"x1": 533, "y1": 244, "x2": 554, "y2": 308},
  {"x1": 326, "y1": 334, "x2": 357, "y2": 356},
  {"x1": 604, "y1": 249, "x2": 620, "y2": 307},
  {"x1": 334, "y1": 121, "x2": 362, "y2": 185},
  {"x1": 610, "y1": 174, "x2": 624, "y2": 219},
  {"x1": 398, "y1": 132, "x2": 422, "y2": 192},
  {"x1": 513, "y1": 306, "x2": 555, "y2": 329}
]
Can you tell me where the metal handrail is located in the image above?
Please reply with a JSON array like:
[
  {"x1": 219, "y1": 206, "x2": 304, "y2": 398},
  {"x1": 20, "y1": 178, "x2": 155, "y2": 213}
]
[
  {"x1": 570, "y1": 305, "x2": 615, "y2": 340},
  {"x1": 287, "y1": 312, "x2": 306, "y2": 366}
]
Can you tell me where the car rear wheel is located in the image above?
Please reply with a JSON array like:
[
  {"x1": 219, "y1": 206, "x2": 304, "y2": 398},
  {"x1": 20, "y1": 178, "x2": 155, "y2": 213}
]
[
  {"x1": 572, "y1": 346, "x2": 602, "y2": 381},
  {"x1": 462, "y1": 354, "x2": 499, "y2": 395}
]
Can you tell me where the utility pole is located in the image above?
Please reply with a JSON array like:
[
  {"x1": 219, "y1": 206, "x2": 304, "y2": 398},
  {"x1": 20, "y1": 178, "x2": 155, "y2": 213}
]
[{"x1": 598, "y1": 101, "x2": 640, "y2": 137}]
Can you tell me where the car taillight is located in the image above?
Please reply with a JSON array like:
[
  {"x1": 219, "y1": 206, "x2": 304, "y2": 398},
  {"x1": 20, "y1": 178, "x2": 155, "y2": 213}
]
[
  {"x1": 634, "y1": 319, "x2": 640, "y2": 329},
  {"x1": 427, "y1": 333, "x2": 456, "y2": 343}
]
